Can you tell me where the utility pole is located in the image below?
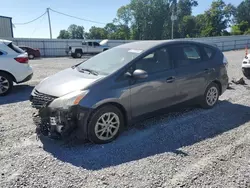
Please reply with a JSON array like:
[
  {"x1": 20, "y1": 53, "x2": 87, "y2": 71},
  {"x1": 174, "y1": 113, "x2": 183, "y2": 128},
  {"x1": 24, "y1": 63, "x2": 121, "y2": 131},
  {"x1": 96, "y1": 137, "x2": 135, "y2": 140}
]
[
  {"x1": 171, "y1": 13, "x2": 177, "y2": 39},
  {"x1": 47, "y1": 8, "x2": 52, "y2": 39},
  {"x1": 171, "y1": 16, "x2": 174, "y2": 39},
  {"x1": 171, "y1": 1, "x2": 177, "y2": 39}
]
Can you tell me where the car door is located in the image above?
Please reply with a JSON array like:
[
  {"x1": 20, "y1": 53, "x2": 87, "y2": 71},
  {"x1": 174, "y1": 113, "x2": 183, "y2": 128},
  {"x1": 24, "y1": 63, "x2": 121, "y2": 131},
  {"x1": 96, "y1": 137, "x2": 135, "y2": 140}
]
[
  {"x1": 169, "y1": 43, "x2": 209, "y2": 103},
  {"x1": 87, "y1": 42, "x2": 94, "y2": 53},
  {"x1": 129, "y1": 47, "x2": 178, "y2": 118},
  {"x1": 93, "y1": 42, "x2": 101, "y2": 53}
]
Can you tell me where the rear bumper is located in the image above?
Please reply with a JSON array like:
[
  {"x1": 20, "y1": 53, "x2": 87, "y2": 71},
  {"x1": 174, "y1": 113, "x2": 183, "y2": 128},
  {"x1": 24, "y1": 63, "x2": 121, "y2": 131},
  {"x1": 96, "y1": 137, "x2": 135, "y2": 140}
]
[
  {"x1": 15, "y1": 64, "x2": 33, "y2": 83},
  {"x1": 17, "y1": 73, "x2": 33, "y2": 83},
  {"x1": 33, "y1": 105, "x2": 92, "y2": 140},
  {"x1": 221, "y1": 75, "x2": 229, "y2": 94}
]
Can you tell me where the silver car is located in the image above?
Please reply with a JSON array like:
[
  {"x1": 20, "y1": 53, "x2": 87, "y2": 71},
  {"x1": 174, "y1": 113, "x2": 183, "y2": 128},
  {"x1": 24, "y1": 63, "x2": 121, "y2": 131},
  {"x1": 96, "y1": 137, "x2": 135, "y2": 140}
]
[{"x1": 30, "y1": 40, "x2": 229, "y2": 144}]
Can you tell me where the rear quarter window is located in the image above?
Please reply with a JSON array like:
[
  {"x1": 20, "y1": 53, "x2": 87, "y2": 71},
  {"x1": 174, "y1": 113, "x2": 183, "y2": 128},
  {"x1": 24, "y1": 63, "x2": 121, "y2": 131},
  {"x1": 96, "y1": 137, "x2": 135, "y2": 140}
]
[
  {"x1": 203, "y1": 46, "x2": 216, "y2": 60},
  {"x1": 8, "y1": 43, "x2": 25, "y2": 54}
]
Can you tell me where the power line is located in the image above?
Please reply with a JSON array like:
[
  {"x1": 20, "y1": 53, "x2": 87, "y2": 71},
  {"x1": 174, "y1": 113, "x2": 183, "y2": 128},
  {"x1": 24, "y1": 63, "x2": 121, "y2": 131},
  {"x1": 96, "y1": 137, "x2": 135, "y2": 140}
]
[
  {"x1": 13, "y1": 11, "x2": 47, "y2": 25},
  {"x1": 49, "y1": 8, "x2": 106, "y2": 25},
  {"x1": 31, "y1": 13, "x2": 46, "y2": 37}
]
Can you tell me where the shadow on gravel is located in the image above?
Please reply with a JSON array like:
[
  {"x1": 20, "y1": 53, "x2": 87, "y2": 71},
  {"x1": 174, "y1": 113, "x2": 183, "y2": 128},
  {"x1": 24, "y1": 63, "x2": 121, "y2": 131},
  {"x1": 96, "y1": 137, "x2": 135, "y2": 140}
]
[
  {"x1": 41, "y1": 100, "x2": 250, "y2": 170},
  {"x1": 0, "y1": 85, "x2": 34, "y2": 105}
]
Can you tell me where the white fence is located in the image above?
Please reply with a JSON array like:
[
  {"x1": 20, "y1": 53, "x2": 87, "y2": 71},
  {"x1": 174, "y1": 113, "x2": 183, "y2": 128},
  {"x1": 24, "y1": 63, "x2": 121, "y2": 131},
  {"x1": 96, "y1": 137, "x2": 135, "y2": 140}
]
[{"x1": 3, "y1": 35, "x2": 250, "y2": 57}]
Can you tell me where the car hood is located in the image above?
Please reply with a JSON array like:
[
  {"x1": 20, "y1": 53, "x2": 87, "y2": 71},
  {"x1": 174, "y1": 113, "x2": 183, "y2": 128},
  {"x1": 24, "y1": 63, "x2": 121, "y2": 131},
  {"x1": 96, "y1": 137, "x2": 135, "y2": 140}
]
[{"x1": 34, "y1": 68, "x2": 105, "y2": 97}]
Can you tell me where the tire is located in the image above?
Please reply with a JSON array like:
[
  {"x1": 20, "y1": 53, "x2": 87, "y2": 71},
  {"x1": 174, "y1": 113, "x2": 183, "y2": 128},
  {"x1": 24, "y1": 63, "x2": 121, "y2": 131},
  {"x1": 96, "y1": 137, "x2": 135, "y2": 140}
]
[
  {"x1": 200, "y1": 83, "x2": 219, "y2": 109},
  {"x1": 28, "y1": 54, "x2": 34, "y2": 59},
  {"x1": 75, "y1": 52, "x2": 82, "y2": 58},
  {"x1": 242, "y1": 68, "x2": 250, "y2": 79},
  {"x1": 0, "y1": 72, "x2": 13, "y2": 96},
  {"x1": 103, "y1": 48, "x2": 108, "y2": 51},
  {"x1": 87, "y1": 105, "x2": 124, "y2": 144}
]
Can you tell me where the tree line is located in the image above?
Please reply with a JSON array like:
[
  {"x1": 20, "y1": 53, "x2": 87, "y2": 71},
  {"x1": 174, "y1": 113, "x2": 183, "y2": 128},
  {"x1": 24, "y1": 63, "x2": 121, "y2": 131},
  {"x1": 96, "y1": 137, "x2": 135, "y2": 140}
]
[{"x1": 57, "y1": 0, "x2": 250, "y2": 40}]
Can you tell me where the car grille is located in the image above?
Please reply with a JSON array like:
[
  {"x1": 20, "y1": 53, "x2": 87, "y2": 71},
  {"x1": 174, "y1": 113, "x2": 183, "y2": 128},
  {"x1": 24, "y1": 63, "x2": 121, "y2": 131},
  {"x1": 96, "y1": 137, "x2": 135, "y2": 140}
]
[{"x1": 31, "y1": 90, "x2": 57, "y2": 108}]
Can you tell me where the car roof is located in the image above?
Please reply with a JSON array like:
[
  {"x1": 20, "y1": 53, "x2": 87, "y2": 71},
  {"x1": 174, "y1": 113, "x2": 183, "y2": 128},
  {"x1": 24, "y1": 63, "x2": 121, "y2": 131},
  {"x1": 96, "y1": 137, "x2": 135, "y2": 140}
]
[{"x1": 116, "y1": 40, "x2": 217, "y2": 51}]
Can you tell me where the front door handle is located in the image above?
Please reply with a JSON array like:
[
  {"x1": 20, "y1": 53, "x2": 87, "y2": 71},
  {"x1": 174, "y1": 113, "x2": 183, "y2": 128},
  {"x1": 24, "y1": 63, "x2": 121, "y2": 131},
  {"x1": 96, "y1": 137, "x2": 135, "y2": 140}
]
[{"x1": 166, "y1": 76, "x2": 175, "y2": 83}]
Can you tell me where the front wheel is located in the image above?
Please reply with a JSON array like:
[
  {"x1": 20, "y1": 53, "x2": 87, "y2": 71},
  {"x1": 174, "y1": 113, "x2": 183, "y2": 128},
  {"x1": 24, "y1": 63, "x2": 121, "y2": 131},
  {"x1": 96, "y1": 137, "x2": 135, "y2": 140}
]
[
  {"x1": 200, "y1": 83, "x2": 219, "y2": 109},
  {"x1": 0, "y1": 72, "x2": 13, "y2": 96},
  {"x1": 87, "y1": 105, "x2": 124, "y2": 144}
]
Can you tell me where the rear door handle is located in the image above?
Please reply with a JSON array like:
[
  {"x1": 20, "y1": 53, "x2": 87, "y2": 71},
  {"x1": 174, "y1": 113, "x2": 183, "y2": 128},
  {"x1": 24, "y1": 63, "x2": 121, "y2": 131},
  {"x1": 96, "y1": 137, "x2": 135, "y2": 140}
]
[
  {"x1": 204, "y1": 68, "x2": 215, "y2": 73},
  {"x1": 166, "y1": 76, "x2": 175, "y2": 83}
]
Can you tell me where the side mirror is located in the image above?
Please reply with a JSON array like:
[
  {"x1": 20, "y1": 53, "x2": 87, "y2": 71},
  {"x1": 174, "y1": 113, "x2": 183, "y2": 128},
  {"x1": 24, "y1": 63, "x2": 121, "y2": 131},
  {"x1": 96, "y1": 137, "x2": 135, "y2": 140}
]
[{"x1": 132, "y1": 69, "x2": 148, "y2": 79}]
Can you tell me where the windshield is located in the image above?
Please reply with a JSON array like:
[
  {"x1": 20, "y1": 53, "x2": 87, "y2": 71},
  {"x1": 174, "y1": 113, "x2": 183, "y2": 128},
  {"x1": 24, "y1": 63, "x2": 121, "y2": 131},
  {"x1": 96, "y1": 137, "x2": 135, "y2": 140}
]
[{"x1": 77, "y1": 48, "x2": 143, "y2": 75}]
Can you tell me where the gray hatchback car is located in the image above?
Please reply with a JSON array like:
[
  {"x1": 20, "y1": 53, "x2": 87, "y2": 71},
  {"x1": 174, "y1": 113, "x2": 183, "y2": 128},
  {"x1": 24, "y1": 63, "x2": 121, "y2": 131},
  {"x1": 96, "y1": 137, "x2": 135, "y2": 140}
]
[{"x1": 30, "y1": 40, "x2": 229, "y2": 144}]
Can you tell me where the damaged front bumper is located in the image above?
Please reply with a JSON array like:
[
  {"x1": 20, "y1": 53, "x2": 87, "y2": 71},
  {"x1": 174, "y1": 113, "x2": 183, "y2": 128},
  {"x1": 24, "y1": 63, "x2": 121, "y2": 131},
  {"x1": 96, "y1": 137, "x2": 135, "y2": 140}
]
[{"x1": 33, "y1": 106, "x2": 91, "y2": 140}]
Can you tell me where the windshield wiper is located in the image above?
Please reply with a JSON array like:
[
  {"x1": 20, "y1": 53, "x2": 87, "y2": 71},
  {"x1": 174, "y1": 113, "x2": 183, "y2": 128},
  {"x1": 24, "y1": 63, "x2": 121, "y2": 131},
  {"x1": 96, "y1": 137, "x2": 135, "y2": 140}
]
[
  {"x1": 79, "y1": 68, "x2": 99, "y2": 76},
  {"x1": 71, "y1": 62, "x2": 82, "y2": 69}
]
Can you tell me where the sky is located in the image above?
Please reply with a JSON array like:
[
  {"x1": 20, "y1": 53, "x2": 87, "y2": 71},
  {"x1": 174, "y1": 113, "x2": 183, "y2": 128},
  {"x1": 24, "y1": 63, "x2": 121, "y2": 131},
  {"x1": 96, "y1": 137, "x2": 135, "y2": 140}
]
[{"x1": 0, "y1": 0, "x2": 241, "y2": 39}]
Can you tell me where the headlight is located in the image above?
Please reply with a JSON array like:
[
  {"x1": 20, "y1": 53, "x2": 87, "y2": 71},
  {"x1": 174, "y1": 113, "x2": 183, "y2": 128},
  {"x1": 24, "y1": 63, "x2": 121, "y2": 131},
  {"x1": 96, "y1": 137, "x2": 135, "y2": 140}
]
[{"x1": 49, "y1": 90, "x2": 89, "y2": 109}]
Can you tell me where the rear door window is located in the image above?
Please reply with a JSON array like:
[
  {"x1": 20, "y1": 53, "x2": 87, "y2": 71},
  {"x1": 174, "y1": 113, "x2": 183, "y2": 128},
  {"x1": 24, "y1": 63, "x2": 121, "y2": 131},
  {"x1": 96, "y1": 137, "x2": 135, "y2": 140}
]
[
  {"x1": 170, "y1": 44, "x2": 202, "y2": 68},
  {"x1": 8, "y1": 43, "x2": 25, "y2": 54},
  {"x1": 183, "y1": 46, "x2": 201, "y2": 60},
  {"x1": 203, "y1": 46, "x2": 215, "y2": 60}
]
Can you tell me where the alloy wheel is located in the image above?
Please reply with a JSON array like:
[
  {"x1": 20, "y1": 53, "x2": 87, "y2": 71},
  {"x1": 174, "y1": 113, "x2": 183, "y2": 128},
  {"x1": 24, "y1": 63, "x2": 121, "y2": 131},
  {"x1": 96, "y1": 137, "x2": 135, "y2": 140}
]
[
  {"x1": 0, "y1": 76, "x2": 10, "y2": 94},
  {"x1": 206, "y1": 86, "x2": 218, "y2": 106},
  {"x1": 94, "y1": 112, "x2": 120, "y2": 141}
]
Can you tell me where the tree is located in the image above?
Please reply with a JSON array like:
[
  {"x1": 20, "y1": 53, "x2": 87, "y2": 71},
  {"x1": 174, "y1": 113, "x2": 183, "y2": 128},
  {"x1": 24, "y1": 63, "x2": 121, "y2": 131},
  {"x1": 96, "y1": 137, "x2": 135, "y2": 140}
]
[
  {"x1": 231, "y1": 21, "x2": 250, "y2": 35},
  {"x1": 57, "y1": 30, "x2": 70, "y2": 39},
  {"x1": 236, "y1": 0, "x2": 250, "y2": 25},
  {"x1": 179, "y1": 15, "x2": 197, "y2": 38},
  {"x1": 117, "y1": 5, "x2": 133, "y2": 26},
  {"x1": 57, "y1": 24, "x2": 85, "y2": 39},
  {"x1": 177, "y1": 0, "x2": 198, "y2": 38},
  {"x1": 68, "y1": 24, "x2": 85, "y2": 39},
  {"x1": 88, "y1": 26, "x2": 108, "y2": 39},
  {"x1": 197, "y1": 0, "x2": 235, "y2": 37},
  {"x1": 129, "y1": 0, "x2": 171, "y2": 40}
]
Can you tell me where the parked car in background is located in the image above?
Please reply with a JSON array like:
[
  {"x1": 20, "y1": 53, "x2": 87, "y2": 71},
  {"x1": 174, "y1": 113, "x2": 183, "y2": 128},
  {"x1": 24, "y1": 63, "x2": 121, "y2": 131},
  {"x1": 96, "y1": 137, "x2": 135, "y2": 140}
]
[
  {"x1": 19, "y1": 46, "x2": 41, "y2": 59},
  {"x1": 0, "y1": 40, "x2": 33, "y2": 96},
  {"x1": 31, "y1": 40, "x2": 228, "y2": 144},
  {"x1": 242, "y1": 53, "x2": 250, "y2": 78},
  {"x1": 68, "y1": 40, "x2": 110, "y2": 58}
]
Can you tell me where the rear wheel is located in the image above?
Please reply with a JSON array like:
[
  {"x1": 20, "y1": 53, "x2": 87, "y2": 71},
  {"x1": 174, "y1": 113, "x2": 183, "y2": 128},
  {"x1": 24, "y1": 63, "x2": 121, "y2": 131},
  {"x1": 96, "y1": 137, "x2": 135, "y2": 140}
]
[
  {"x1": 87, "y1": 105, "x2": 124, "y2": 144},
  {"x1": 0, "y1": 72, "x2": 13, "y2": 96},
  {"x1": 28, "y1": 54, "x2": 34, "y2": 59},
  {"x1": 200, "y1": 83, "x2": 219, "y2": 109}
]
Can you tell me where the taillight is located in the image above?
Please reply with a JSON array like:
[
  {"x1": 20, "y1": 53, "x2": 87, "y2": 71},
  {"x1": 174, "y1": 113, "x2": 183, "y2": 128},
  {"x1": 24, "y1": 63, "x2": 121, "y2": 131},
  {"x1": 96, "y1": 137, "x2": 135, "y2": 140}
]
[{"x1": 14, "y1": 57, "x2": 29, "y2": 64}]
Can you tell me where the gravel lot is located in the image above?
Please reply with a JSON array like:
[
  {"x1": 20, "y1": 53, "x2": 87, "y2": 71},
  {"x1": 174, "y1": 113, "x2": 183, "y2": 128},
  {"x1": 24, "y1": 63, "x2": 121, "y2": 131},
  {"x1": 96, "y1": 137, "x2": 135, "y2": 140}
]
[{"x1": 1, "y1": 51, "x2": 250, "y2": 188}]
